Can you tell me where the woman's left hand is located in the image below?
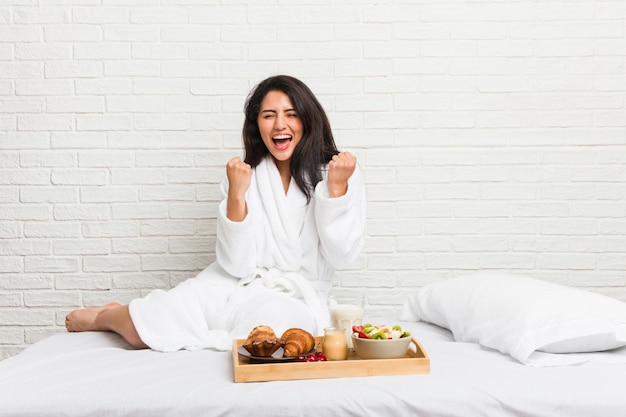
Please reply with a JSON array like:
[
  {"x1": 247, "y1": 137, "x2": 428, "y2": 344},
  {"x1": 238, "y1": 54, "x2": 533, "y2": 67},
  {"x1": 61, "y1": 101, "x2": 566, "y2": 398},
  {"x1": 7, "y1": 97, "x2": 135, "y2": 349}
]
[{"x1": 327, "y1": 152, "x2": 357, "y2": 197}]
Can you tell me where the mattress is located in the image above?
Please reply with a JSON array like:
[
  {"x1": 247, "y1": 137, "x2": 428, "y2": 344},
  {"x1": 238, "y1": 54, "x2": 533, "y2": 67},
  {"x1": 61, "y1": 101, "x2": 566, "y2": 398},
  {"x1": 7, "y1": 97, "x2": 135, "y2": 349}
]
[{"x1": 0, "y1": 320, "x2": 624, "y2": 417}]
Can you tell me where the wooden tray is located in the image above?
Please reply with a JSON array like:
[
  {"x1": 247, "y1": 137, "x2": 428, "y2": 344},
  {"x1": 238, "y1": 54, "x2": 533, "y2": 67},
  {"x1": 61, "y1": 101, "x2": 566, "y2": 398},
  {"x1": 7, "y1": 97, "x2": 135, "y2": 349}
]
[{"x1": 233, "y1": 336, "x2": 429, "y2": 383}]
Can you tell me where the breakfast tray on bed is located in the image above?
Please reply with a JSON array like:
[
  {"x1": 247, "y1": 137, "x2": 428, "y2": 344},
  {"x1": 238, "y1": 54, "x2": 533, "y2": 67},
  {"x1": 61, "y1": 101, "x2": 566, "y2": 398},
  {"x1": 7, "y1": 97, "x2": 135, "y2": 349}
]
[{"x1": 232, "y1": 336, "x2": 430, "y2": 382}]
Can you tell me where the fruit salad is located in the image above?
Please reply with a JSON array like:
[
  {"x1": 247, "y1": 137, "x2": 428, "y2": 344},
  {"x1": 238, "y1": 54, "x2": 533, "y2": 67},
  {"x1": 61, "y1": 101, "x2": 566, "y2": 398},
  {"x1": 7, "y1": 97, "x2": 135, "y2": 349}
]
[{"x1": 352, "y1": 324, "x2": 411, "y2": 340}]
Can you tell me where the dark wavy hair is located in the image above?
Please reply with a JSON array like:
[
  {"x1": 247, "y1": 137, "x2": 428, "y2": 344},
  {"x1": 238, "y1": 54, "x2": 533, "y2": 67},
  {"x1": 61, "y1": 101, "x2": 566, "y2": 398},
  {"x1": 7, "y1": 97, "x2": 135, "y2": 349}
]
[{"x1": 242, "y1": 75, "x2": 339, "y2": 202}]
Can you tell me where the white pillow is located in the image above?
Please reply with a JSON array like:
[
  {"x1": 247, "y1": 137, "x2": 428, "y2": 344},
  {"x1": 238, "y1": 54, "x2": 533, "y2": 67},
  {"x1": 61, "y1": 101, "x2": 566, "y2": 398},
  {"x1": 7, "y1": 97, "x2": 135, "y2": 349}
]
[{"x1": 400, "y1": 273, "x2": 626, "y2": 366}]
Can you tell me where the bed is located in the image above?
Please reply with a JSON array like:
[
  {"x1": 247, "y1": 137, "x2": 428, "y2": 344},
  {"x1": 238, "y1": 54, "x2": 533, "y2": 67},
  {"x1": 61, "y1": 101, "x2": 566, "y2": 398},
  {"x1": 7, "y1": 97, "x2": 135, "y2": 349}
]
[{"x1": 1, "y1": 273, "x2": 625, "y2": 417}]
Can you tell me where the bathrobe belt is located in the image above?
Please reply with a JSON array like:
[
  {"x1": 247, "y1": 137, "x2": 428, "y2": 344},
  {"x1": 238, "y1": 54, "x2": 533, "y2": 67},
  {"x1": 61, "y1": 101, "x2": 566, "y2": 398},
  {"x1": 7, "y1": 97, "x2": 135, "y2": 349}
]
[{"x1": 239, "y1": 267, "x2": 328, "y2": 333}]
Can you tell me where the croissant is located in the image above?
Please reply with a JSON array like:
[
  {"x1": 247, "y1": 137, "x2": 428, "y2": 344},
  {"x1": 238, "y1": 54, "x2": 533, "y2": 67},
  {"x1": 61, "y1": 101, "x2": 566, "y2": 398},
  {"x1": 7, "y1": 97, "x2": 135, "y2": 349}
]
[
  {"x1": 242, "y1": 325, "x2": 281, "y2": 357},
  {"x1": 280, "y1": 328, "x2": 315, "y2": 357}
]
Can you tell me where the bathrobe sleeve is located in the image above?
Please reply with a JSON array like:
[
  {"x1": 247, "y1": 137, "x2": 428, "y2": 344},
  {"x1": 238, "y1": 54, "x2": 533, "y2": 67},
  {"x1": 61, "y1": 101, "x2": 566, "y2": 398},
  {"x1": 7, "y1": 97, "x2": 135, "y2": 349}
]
[
  {"x1": 215, "y1": 178, "x2": 257, "y2": 278},
  {"x1": 314, "y1": 164, "x2": 366, "y2": 270}
]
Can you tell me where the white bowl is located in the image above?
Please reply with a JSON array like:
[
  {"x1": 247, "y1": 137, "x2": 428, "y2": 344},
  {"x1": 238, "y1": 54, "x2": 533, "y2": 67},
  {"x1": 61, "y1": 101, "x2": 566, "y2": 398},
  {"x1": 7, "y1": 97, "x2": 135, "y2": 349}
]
[{"x1": 352, "y1": 334, "x2": 411, "y2": 359}]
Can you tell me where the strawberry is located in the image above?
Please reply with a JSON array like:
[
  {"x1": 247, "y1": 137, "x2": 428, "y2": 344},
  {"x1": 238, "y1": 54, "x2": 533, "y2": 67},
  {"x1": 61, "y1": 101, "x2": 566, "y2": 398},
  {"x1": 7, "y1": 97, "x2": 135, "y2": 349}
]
[{"x1": 352, "y1": 325, "x2": 364, "y2": 333}]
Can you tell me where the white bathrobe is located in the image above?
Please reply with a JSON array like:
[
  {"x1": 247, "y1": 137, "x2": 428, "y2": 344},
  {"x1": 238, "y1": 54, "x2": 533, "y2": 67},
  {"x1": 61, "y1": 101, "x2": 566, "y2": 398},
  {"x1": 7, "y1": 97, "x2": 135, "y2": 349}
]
[{"x1": 129, "y1": 156, "x2": 366, "y2": 352}]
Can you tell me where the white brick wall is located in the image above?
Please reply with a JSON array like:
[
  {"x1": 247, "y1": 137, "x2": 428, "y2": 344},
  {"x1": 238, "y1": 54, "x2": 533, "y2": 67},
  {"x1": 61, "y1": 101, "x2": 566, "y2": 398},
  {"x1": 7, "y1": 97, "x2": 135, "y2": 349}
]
[{"x1": 2, "y1": 0, "x2": 626, "y2": 359}]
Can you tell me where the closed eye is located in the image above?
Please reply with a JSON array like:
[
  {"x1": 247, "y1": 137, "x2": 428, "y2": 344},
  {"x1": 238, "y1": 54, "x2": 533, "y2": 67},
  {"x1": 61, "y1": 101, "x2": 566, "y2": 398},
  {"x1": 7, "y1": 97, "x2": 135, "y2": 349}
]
[
  {"x1": 259, "y1": 109, "x2": 298, "y2": 118},
  {"x1": 260, "y1": 110, "x2": 276, "y2": 118}
]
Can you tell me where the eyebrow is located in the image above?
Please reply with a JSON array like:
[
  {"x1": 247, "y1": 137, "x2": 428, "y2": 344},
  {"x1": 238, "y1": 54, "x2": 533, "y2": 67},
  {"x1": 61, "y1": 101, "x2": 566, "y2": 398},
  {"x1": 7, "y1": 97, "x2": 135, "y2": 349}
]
[{"x1": 259, "y1": 108, "x2": 296, "y2": 114}]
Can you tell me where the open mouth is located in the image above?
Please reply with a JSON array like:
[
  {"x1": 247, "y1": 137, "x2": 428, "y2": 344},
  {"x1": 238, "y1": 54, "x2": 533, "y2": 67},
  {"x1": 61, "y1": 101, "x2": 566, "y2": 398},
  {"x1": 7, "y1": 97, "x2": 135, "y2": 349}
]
[{"x1": 272, "y1": 134, "x2": 292, "y2": 150}]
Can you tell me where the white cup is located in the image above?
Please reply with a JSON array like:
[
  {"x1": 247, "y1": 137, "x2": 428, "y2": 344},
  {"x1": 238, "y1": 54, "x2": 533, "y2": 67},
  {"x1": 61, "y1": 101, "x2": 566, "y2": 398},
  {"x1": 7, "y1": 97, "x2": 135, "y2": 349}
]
[{"x1": 328, "y1": 294, "x2": 364, "y2": 349}]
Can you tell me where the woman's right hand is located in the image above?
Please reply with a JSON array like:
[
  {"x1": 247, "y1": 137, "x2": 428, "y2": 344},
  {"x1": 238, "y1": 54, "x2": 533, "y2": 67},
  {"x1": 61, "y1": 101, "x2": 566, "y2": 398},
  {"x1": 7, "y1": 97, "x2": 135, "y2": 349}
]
[
  {"x1": 226, "y1": 157, "x2": 252, "y2": 197},
  {"x1": 226, "y1": 156, "x2": 252, "y2": 221}
]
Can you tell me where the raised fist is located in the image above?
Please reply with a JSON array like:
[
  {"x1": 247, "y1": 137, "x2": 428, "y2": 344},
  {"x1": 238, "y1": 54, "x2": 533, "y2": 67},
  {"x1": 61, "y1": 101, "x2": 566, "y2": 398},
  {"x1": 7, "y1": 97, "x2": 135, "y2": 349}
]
[
  {"x1": 226, "y1": 157, "x2": 252, "y2": 197},
  {"x1": 327, "y1": 151, "x2": 357, "y2": 198}
]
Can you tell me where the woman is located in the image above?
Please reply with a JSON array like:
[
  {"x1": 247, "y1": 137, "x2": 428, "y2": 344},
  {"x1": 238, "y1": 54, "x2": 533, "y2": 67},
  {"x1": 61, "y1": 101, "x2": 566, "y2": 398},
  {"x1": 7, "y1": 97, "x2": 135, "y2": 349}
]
[{"x1": 65, "y1": 75, "x2": 366, "y2": 352}]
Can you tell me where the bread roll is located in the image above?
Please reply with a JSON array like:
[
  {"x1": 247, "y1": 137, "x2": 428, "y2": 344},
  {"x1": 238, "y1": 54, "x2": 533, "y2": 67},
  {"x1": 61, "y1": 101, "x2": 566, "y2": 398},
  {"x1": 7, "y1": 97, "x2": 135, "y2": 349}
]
[
  {"x1": 242, "y1": 325, "x2": 281, "y2": 357},
  {"x1": 280, "y1": 328, "x2": 315, "y2": 357}
]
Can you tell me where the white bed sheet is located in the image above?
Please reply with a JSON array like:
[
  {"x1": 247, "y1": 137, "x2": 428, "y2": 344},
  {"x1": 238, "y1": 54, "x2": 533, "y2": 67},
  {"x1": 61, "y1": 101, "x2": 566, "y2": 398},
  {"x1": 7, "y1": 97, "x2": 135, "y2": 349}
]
[{"x1": 0, "y1": 320, "x2": 624, "y2": 417}]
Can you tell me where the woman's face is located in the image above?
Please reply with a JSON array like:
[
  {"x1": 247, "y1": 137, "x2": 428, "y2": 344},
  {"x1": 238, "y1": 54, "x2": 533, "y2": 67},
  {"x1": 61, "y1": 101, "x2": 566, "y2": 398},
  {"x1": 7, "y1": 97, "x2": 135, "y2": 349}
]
[{"x1": 257, "y1": 90, "x2": 303, "y2": 165}]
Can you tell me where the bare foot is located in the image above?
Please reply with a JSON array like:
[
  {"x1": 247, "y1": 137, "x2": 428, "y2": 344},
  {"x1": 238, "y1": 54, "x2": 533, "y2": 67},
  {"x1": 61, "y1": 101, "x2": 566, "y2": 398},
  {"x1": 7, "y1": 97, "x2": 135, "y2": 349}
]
[{"x1": 65, "y1": 303, "x2": 122, "y2": 332}]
